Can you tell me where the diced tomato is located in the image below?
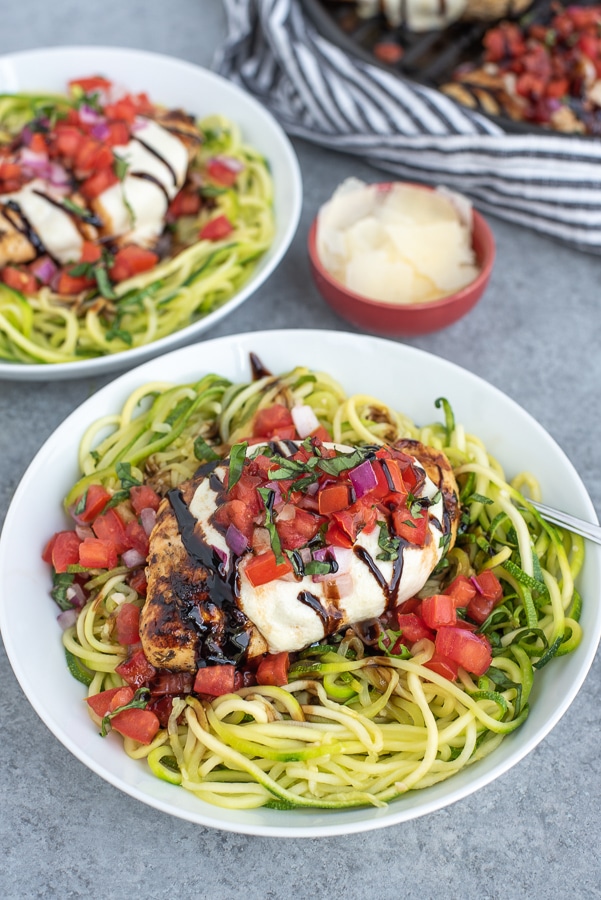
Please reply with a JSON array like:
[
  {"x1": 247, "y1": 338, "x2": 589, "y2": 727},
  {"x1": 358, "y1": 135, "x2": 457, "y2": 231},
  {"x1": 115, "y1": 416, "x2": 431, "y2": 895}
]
[
  {"x1": 80, "y1": 167, "x2": 119, "y2": 199},
  {"x1": 424, "y1": 653, "x2": 459, "y2": 681},
  {"x1": 54, "y1": 125, "x2": 85, "y2": 159},
  {"x1": 444, "y1": 574, "x2": 477, "y2": 607},
  {"x1": 421, "y1": 594, "x2": 457, "y2": 630},
  {"x1": 150, "y1": 672, "x2": 194, "y2": 696},
  {"x1": 86, "y1": 686, "x2": 131, "y2": 718},
  {"x1": 213, "y1": 498, "x2": 256, "y2": 542},
  {"x1": 115, "y1": 649, "x2": 157, "y2": 688},
  {"x1": 244, "y1": 550, "x2": 292, "y2": 587},
  {"x1": 124, "y1": 519, "x2": 149, "y2": 557},
  {"x1": 78, "y1": 537, "x2": 118, "y2": 569},
  {"x1": 107, "y1": 686, "x2": 135, "y2": 711},
  {"x1": 206, "y1": 159, "x2": 239, "y2": 187},
  {"x1": 104, "y1": 95, "x2": 138, "y2": 123},
  {"x1": 199, "y1": 214, "x2": 234, "y2": 241},
  {"x1": 79, "y1": 241, "x2": 102, "y2": 263},
  {"x1": 392, "y1": 508, "x2": 428, "y2": 546},
  {"x1": 104, "y1": 121, "x2": 130, "y2": 147},
  {"x1": 68, "y1": 75, "x2": 113, "y2": 95},
  {"x1": 324, "y1": 521, "x2": 353, "y2": 549},
  {"x1": 1, "y1": 266, "x2": 38, "y2": 295},
  {"x1": 129, "y1": 484, "x2": 161, "y2": 515},
  {"x1": 0, "y1": 161, "x2": 22, "y2": 181},
  {"x1": 395, "y1": 597, "x2": 421, "y2": 615},
  {"x1": 193, "y1": 664, "x2": 237, "y2": 696},
  {"x1": 395, "y1": 612, "x2": 435, "y2": 645},
  {"x1": 92, "y1": 507, "x2": 129, "y2": 554},
  {"x1": 167, "y1": 189, "x2": 201, "y2": 220},
  {"x1": 466, "y1": 570, "x2": 504, "y2": 624},
  {"x1": 115, "y1": 602, "x2": 141, "y2": 645},
  {"x1": 379, "y1": 458, "x2": 407, "y2": 494},
  {"x1": 310, "y1": 425, "x2": 331, "y2": 442},
  {"x1": 435, "y1": 626, "x2": 492, "y2": 677},
  {"x1": 110, "y1": 707, "x2": 161, "y2": 744},
  {"x1": 253, "y1": 404, "x2": 295, "y2": 439},
  {"x1": 256, "y1": 651, "x2": 290, "y2": 686},
  {"x1": 72, "y1": 483, "x2": 111, "y2": 524},
  {"x1": 56, "y1": 269, "x2": 95, "y2": 295},
  {"x1": 276, "y1": 507, "x2": 322, "y2": 550},
  {"x1": 42, "y1": 533, "x2": 58, "y2": 564},
  {"x1": 110, "y1": 245, "x2": 159, "y2": 282},
  {"x1": 75, "y1": 139, "x2": 114, "y2": 173},
  {"x1": 29, "y1": 132, "x2": 48, "y2": 155},
  {"x1": 128, "y1": 568, "x2": 148, "y2": 597},
  {"x1": 329, "y1": 500, "x2": 377, "y2": 543},
  {"x1": 51, "y1": 530, "x2": 82, "y2": 573},
  {"x1": 318, "y1": 483, "x2": 350, "y2": 515}
]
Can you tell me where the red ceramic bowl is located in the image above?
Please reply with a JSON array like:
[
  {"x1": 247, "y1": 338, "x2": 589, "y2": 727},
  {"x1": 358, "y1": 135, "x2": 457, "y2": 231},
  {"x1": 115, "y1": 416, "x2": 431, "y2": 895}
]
[{"x1": 308, "y1": 184, "x2": 496, "y2": 337}]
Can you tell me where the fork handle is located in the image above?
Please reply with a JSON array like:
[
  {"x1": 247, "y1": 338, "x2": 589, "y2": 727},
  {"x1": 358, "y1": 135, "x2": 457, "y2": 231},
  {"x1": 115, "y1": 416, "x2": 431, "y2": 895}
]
[{"x1": 528, "y1": 500, "x2": 601, "y2": 546}]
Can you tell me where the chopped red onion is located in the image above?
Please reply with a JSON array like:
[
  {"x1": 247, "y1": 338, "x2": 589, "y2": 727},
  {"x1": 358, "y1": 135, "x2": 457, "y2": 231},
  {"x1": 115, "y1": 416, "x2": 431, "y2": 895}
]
[
  {"x1": 66, "y1": 583, "x2": 86, "y2": 608},
  {"x1": 57, "y1": 608, "x2": 78, "y2": 630},
  {"x1": 140, "y1": 507, "x2": 157, "y2": 536},
  {"x1": 312, "y1": 546, "x2": 353, "y2": 580},
  {"x1": 211, "y1": 545, "x2": 228, "y2": 568},
  {"x1": 470, "y1": 575, "x2": 483, "y2": 593},
  {"x1": 331, "y1": 573, "x2": 354, "y2": 598},
  {"x1": 212, "y1": 154, "x2": 245, "y2": 173},
  {"x1": 31, "y1": 256, "x2": 58, "y2": 285},
  {"x1": 299, "y1": 547, "x2": 312, "y2": 565},
  {"x1": 20, "y1": 148, "x2": 49, "y2": 173},
  {"x1": 349, "y1": 459, "x2": 377, "y2": 499},
  {"x1": 75, "y1": 524, "x2": 94, "y2": 542},
  {"x1": 276, "y1": 503, "x2": 295, "y2": 522},
  {"x1": 225, "y1": 523, "x2": 248, "y2": 556},
  {"x1": 48, "y1": 162, "x2": 70, "y2": 186},
  {"x1": 291, "y1": 404, "x2": 319, "y2": 439},
  {"x1": 20, "y1": 125, "x2": 33, "y2": 146},
  {"x1": 122, "y1": 549, "x2": 146, "y2": 568},
  {"x1": 131, "y1": 117, "x2": 148, "y2": 133},
  {"x1": 306, "y1": 481, "x2": 319, "y2": 497},
  {"x1": 91, "y1": 121, "x2": 111, "y2": 141},
  {"x1": 79, "y1": 104, "x2": 103, "y2": 125}
]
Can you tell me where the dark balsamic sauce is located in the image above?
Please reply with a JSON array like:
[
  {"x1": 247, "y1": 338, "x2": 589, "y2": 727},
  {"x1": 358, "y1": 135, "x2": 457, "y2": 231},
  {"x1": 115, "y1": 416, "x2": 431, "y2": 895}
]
[
  {"x1": 249, "y1": 352, "x2": 272, "y2": 380},
  {"x1": 353, "y1": 543, "x2": 406, "y2": 611},
  {"x1": 167, "y1": 486, "x2": 248, "y2": 667},
  {"x1": 130, "y1": 171, "x2": 171, "y2": 205},
  {"x1": 298, "y1": 590, "x2": 342, "y2": 633},
  {"x1": 1, "y1": 200, "x2": 48, "y2": 260},
  {"x1": 133, "y1": 136, "x2": 178, "y2": 187},
  {"x1": 33, "y1": 189, "x2": 103, "y2": 228}
]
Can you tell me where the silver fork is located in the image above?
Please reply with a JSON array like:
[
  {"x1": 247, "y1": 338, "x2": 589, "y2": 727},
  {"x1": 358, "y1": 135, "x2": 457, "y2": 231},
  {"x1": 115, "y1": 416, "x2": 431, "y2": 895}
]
[{"x1": 524, "y1": 499, "x2": 601, "y2": 546}]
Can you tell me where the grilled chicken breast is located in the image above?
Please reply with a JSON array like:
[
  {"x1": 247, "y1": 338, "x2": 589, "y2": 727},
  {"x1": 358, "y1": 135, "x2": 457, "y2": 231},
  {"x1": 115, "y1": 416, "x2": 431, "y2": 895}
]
[{"x1": 139, "y1": 440, "x2": 460, "y2": 671}]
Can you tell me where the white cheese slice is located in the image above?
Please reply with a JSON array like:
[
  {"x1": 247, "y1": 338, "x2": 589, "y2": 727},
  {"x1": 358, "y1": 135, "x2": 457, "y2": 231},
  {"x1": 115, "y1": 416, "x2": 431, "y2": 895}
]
[
  {"x1": 187, "y1": 446, "x2": 447, "y2": 654},
  {"x1": 95, "y1": 118, "x2": 188, "y2": 247},
  {"x1": 0, "y1": 179, "x2": 83, "y2": 264}
]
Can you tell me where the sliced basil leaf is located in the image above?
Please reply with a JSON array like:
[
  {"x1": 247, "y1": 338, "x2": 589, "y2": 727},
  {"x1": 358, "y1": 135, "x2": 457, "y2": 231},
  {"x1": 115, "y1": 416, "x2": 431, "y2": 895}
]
[
  {"x1": 376, "y1": 520, "x2": 400, "y2": 561},
  {"x1": 228, "y1": 442, "x2": 248, "y2": 491},
  {"x1": 316, "y1": 447, "x2": 368, "y2": 477},
  {"x1": 116, "y1": 461, "x2": 142, "y2": 490},
  {"x1": 100, "y1": 688, "x2": 150, "y2": 737},
  {"x1": 94, "y1": 265, "x2": 117, "y2": 300},
  {"x1": 257, "y1": 486, "x2": 284, "y2": 563},
  {"x1": 304, "y1": 559, "x2": 334, "y2": 576},
  {"x1": 194, "y1": 435, "x2": 220, "y2": 462},
  {"x1": 51, "y1": 571, "x2": 76, "y2": 611},
  {"x1": 62, "y1": 197, "x2": 90, "y2": 218},
  {"x1": 114, "y1": 155, "x2": 129, "y2": 181},
  {"x1": 74, "y1": 488, "x2": 88, "y2": 516}
]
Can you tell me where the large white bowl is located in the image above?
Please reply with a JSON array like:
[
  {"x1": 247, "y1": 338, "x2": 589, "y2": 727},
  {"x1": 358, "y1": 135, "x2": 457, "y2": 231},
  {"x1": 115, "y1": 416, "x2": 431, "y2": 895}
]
[
  {"x1": 0, "y1": 47, "x2": 302, "y2": 380},
  {"x1": 1, "y1": 329, "x2": 599, "y2": 837}
]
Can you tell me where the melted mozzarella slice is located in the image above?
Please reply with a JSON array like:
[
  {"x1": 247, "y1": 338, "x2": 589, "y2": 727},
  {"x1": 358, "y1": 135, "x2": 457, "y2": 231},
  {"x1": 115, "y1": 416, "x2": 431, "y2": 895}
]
[
  {"x1": 95, "y1": 118, "x2": 189, "y2": 247},
  {"x1": 0, "y1": 180, "x2": 83, "y2": 264},
  {"x1": 188, "y1": 450, "x2": 447, "y2": 655}
]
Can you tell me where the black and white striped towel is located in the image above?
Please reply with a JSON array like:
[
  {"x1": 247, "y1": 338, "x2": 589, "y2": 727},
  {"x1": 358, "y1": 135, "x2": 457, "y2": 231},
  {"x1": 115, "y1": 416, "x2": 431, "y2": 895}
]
[{"x1": 214, "y1": 0, "x2": 601, "y2": 251}]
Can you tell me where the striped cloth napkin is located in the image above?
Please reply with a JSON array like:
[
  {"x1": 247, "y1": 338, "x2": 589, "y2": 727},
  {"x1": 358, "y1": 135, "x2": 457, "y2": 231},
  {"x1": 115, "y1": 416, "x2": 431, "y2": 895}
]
[{"x1": 214, "y1": 0, "x2": 601, "y2": 252}]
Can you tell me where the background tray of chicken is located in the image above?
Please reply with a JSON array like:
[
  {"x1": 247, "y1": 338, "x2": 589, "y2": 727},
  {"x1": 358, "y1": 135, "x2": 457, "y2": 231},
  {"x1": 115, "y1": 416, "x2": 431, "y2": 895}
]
[{"x1": 303, "y1": 0, "x2": 601, "y2": 135}]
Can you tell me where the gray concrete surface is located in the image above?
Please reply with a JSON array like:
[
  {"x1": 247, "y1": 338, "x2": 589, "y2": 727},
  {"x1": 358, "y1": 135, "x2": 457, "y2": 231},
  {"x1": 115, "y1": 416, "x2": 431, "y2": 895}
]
[{"x1": 1, "y1": 2, "x2": 600, "y2": 898}]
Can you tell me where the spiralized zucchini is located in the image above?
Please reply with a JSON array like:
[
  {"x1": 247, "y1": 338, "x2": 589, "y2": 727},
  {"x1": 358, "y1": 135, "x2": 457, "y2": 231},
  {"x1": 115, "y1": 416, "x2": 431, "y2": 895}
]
[
  {"x1": 0, "y1": 91, "x2": 274, "y2": 364},
  {"x1": 58, "y1": 365, "x2": 584, "y2": 810}
]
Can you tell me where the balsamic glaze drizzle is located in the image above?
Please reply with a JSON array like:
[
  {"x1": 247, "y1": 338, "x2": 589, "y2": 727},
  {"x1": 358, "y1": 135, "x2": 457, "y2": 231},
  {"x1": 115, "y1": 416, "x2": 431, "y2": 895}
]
[
  {"x1": 133, "y1": 136, "x2": 178, "y2": 187},
  {"x1": 130, "y1": 171, "x2": 171, "y2": 205},
  {"x1": 1, "y1": 200, "x2": 48, "y2": 260}
]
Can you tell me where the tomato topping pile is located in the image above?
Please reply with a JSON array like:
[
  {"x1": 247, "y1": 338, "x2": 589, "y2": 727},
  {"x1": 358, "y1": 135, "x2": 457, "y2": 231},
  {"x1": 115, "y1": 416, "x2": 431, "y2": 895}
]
[
  {"x1": 449, "y1": 5, "x2": 601, "y2": 134},
  {"x1": 0, "y1": 75, "x2": 239, "y2": 300},
  {"x1": 213, "y1": 413, "x2": 434, "y2": 599}
]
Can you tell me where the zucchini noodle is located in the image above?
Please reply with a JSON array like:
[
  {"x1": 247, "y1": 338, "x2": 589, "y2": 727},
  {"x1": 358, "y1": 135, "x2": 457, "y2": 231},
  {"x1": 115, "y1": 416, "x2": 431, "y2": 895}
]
[
  {"x1": 0, "y1": 91, "x2": 274, "y2": 365},
  {"x1": 55, "y1": 364, "x2": 584, "y2": 810}
]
